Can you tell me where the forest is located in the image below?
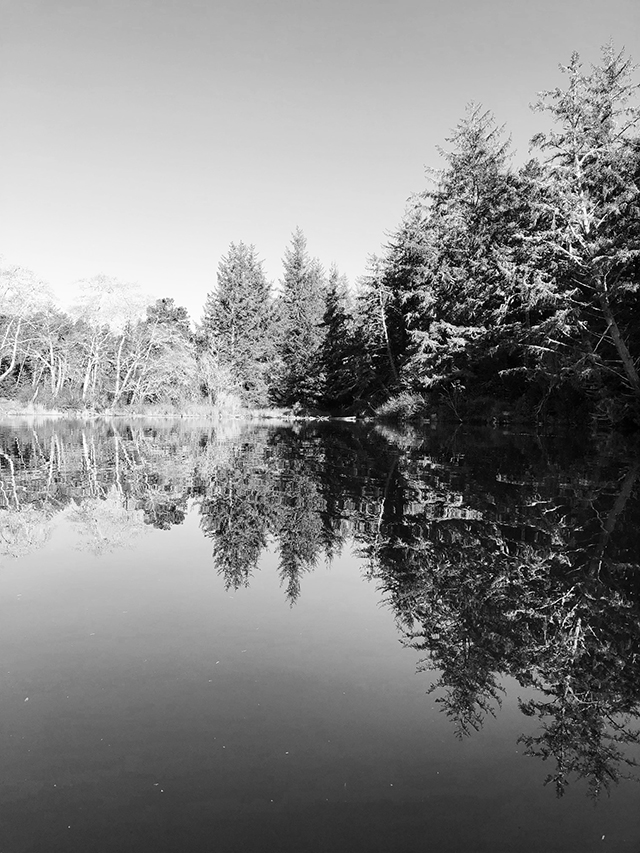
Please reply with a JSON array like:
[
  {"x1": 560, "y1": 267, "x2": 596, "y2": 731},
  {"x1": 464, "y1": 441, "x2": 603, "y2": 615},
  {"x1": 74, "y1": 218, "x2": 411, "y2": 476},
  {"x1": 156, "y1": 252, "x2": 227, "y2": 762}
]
[{"x1": 1, "y1": 45, "x2": 640, "y2": 428}]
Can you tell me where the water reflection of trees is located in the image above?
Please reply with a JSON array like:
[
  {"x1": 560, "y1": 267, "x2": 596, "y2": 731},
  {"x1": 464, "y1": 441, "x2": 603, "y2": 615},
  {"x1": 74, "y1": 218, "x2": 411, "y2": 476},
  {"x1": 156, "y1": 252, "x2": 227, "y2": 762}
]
[
  {"x1": 1, "y1": 418, "x2": 640, "y2": 794},
  {"x1": 193, "y1": 425, "x2": 394, "y2": 602},
  {"x1": 364, "y1": 426, "x2": 640, "y2": 798},
  {"x1": 0, "y1": 420, "x2": 196, "y2": 554}
]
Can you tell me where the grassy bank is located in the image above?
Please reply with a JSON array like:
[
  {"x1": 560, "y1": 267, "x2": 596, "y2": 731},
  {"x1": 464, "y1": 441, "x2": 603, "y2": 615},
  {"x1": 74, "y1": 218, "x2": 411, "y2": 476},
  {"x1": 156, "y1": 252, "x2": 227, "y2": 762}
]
[{"x1": 0, "y1": 398, "x2": 235, "y2": 420}]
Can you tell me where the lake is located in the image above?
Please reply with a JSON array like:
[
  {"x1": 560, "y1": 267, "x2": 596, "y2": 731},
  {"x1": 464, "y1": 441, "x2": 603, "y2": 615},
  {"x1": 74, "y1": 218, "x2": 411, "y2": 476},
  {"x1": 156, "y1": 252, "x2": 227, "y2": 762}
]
[{"x1": 1, "y1": 417, "x2": 640, "y2": 853}]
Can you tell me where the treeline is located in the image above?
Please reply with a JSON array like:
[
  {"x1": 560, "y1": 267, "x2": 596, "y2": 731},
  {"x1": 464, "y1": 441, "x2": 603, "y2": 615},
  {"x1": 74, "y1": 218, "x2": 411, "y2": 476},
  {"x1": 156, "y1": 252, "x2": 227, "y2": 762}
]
[
  {"x1": 0, "y1": 231, "x2": 360, "y2": 413},
  {"x1": 0, "y1": 222, "x2": 368, "y2": 413},
  {"x1": 2, "y1": 44, "x2": 639, "y2": 425}
]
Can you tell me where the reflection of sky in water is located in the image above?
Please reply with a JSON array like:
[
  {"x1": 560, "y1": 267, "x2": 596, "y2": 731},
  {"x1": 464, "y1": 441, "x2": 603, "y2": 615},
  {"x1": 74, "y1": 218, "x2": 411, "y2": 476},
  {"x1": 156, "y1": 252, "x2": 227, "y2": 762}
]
[{"x1": 1, "y1": 420, "x2": 640, "y2": 852}]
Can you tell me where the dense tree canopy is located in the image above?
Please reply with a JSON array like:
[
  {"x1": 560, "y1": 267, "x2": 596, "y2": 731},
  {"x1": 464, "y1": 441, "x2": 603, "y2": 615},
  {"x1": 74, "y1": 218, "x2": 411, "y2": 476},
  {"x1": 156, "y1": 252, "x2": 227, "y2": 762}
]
[{"x1": 359, "y1": 45, "x2": 640, "y2": 426}]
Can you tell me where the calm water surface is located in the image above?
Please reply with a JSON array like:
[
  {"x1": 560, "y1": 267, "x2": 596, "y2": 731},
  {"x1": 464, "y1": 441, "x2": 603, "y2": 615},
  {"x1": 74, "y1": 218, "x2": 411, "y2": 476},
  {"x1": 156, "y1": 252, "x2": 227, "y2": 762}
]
[{"x1": 1, "y1": 418, "x2": 640, "y2": 852}]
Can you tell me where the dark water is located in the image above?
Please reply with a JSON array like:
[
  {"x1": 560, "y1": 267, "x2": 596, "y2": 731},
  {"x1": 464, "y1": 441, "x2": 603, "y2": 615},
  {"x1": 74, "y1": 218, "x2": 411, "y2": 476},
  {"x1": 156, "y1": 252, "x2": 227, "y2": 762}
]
[{"x1": 1, "y1": 418, "x2": 640, "y2": 853}]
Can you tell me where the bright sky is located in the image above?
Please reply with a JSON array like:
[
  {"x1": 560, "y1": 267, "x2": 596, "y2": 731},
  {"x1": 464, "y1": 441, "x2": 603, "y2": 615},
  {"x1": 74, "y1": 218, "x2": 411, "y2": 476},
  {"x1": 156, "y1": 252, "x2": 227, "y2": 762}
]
[{"x1": 1, "y1": 0, "x2": 638, "y2": 320}]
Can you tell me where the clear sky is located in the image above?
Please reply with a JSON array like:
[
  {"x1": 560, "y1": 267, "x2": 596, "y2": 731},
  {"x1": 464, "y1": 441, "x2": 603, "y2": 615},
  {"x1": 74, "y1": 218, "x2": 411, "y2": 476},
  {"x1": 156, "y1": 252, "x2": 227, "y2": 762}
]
[{"x1": 1, "y1": 0, "x2": 638, "y2": 320}]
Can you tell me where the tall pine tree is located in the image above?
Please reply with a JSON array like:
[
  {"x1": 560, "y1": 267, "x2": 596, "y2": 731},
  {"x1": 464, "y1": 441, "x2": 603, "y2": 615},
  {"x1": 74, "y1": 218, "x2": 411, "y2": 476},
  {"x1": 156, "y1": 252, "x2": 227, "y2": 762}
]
[
  {"x1": 317, "y1": 265, "x2": 359, "y2": 408},
  {"x1": 202, "y1": 242, "x2": 274, "y2": 406},
  {"x1": 527, "y1": 44, "x2": 640, "y2": 416},
  {"x1": 405, "y1": 105, "x2": 524, "y2": 394},
  {"x1": 273, "y1": 228, "x2": 327, "y2": 406}
]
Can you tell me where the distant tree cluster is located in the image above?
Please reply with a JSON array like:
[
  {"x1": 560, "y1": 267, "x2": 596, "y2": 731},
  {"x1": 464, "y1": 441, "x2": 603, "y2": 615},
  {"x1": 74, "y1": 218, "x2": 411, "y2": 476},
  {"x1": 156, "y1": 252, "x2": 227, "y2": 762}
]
[
  {"x1": 0, "y1": 270, "x2": 196, "y2": 410},
  {"x1": 0, "y1": 230, "x2": 358, "y2": 412},
  {"x1": 2, "y1": 44, "x2": 639, "y2": 424}
]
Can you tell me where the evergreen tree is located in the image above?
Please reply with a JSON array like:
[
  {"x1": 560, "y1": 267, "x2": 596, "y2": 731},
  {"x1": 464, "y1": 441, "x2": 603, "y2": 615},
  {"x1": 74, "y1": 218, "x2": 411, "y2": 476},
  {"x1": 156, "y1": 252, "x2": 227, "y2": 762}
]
[
  {"x1": 352, "y1": 255, "x2": 407, "y2": 398},
  {"x1": 317, "y1": 265, "x2": 359, "y2": 408},
  {"x1": 526, "y1": 44, "x2": 640, "y2": 419},
  {"x1": 146, "y1": 298, "x2": 191, "y2": 338},
  {"x1": 273, "y1": 228, "x2": 327, "y2": 405},
  {"x1": 404, "y1": 105, "x2": 525, "y2": 396},
  {"x1": 202, "y1": 242, "x2": 274, "y2": 406}
]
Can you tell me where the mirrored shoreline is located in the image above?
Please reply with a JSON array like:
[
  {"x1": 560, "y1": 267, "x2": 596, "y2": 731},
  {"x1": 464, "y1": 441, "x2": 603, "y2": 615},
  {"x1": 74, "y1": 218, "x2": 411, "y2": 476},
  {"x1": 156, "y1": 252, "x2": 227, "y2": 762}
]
[{"x1": 3, "y1": 417, "x2": 640, "y2": 806}]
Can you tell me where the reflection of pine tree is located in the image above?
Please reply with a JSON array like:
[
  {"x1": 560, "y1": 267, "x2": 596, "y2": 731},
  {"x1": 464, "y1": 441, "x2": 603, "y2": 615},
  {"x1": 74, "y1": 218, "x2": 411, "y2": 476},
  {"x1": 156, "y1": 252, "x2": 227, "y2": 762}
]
[
  {"x1": 373, "y1": 530, "x2": 511, "y2": 736},
  {"x1": 198, "y1": 452, "x2": 277, "y2": 590},
  {"x1": 366, "y1": 428, "x2": 640, "y2": 795},
  {"x1": 518, "y1": 672, "x2": 640, "y2": 798},
  {"x1": 304, "y1": 422, "x2": 402, "y2": 562},
  {"x1": 267, "y1": 422, "x2": 400, "y2": 600},
  {"x1": 275, "y1": 463, "x2": 325, "y2": 605}
]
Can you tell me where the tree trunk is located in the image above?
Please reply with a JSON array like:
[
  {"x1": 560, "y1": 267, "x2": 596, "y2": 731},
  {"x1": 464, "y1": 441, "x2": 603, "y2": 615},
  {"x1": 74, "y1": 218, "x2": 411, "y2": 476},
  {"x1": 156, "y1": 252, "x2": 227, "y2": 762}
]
[
  {"x1": 114, "y1": 335, "x2": 126, "y2": 400},
  {"x1": 589, "y1": 463, "x2": 638, "y2": 573},
  {"x1": 597, "y1": 286, "x2": 640, "y2": 394},
  {"x1": 0, "y1": 318, "x2": 22, "y2": 383},
  {"x1": 378, "y1": 289, "x2": 399, "y2": 384}
]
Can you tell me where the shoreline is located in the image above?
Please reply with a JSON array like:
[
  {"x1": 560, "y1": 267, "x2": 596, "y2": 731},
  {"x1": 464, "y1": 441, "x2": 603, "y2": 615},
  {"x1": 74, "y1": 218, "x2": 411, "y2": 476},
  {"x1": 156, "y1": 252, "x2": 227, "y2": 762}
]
[{"x1": 0, "y1": 406, "x2": 359, "y2": 424}]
